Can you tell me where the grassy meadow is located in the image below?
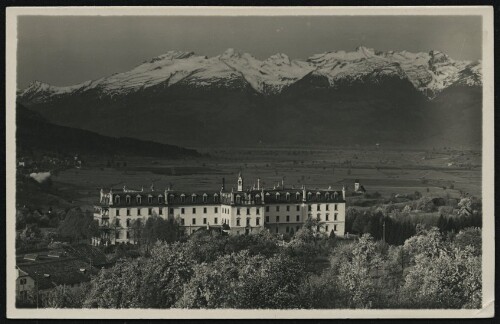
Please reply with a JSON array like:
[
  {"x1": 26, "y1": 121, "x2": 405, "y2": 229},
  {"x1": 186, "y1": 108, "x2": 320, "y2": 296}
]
[{"x1": 42, "y1": 146, "x2": 481, "y2": 211}]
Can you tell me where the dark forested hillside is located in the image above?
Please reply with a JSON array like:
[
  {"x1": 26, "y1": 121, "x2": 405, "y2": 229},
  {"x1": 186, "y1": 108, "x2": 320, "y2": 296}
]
[{"x1": 16, "y1": 104, "x2": 200, "y2": 158}]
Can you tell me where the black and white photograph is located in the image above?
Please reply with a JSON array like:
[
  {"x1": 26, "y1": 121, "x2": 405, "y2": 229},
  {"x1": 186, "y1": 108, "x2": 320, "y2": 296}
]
[{"x1": 6, "y1": 6, "x2": 494, "y2": 318}]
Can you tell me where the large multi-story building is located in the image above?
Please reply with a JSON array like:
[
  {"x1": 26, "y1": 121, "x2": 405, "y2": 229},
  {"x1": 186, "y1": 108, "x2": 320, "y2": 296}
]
[{"x1": 93, "y1": 174, "x2": 346, "y2": 245}]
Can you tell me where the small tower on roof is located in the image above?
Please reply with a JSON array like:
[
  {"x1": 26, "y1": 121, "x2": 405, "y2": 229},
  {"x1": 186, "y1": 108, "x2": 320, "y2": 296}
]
[
  {"x1": 237, "y1": 172, "x2": 243, "y2": 192},
  {"x1": 354, "y1": 179, "x2": 360, "y2": 192}
]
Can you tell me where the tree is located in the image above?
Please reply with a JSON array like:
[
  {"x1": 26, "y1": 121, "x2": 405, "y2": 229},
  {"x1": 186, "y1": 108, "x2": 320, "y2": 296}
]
[
  {"x1": 236, "y1": 253, "x2": 306, "y2": 309},
  {"x1": 84, "y1": 242, "x2": 195, "y2": 308},
  {"x1": 184, "y1": 230, "x2": 227, "y2": 263},
  {"x1": 453, "y1": 227, "x2": 481, "y2": 256},
  {"x1": 58, "y1": 208, "x2": 95, "y2": 243},
  {"x1": 88, "y1": 219, "x2": 100, "y2": 240},
  {"x1": 16, "y1": 209, "x2": 27, "y2": 230},
  {"x1": 130, "y1": 218, "x2": 144, "y2": 245},
  {"x1": 224, "y1": 230, "x2": 279, "y2": 258},
  {"x1": 345, "y1": 207, "x2": 360, "y2": 234},
  {"x1": 17, "y1": 223, "x2": 43, "y2": 250},
  {"x1": 83, "y1": 259, "x2": 145, "y2": 308},
  {"x1": 298, "y1": 268, "x2": 343, "y2": 309},
  {"x1": 402, "y1": 245, "x2": 481, "y2": 309},
  {"x1": 415, "y1": 197, "x2": 435, "y2": 212},
  {"x1": 337, "y1": 234, "x2": 386, "y2": 308},
  {"x1": 177, "y1": 250, "x2": 306, "y2": 309},
  {"x1": 352, "y1": 211, "x2": 370, "y2": 234},
  {"x1": 142, "y1": 216, "x2": 182, "y2": 252},
  {"x1": 400, "y1": 226, "x2": 481, "y2": 309},
  {"x1": 43, "y1": 283, "x2": 90, "y2": 308},
  {"x1": 403, "y1": 227, "x2": 444, "y2": 264},
  {"x1": 176, "y1": 250, "x2": 263, "y2": 308}
]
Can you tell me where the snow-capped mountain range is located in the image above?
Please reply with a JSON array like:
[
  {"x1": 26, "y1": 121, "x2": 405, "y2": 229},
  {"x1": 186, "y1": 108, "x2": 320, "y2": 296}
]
[
  {"x1": 19, "y1": 46, "x2": 481, "y2": 103},
  {"x1": 17, "y1": 47, "x2": 482, "y2": 149}
]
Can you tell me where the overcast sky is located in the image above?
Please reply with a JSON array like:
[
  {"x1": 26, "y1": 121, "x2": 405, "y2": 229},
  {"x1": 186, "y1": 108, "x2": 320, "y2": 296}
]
[{"x1": 17, "y1": 15, "x2": 482, "y2": 88}]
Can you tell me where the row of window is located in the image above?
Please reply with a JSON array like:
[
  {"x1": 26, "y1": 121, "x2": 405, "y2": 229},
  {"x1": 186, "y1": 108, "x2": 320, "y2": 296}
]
[
  {"x1": 116, "y1": 208, "x2": 163, "y2": 216},
  {"x1": 179, "y1": 207, "x2": 219, "y2": 214},
  {"x1": 179, "y1": 217, "x2": 228, "y2": 226},
  {"x1": 265, "y1": 204, "x2": 338, "y2": 212},
  {"x1": 276, "y1": 224, "x2": 338, "y2": 234},
  {"x1": 113, "y1": 204, "x2": 340, "y2": 216},
  {"x1": 265, "y1": 213, "x2": 338, "y2": 223},
  {"x1": 114, "y1": 192, "x2": 342, "y2": 205},
  {"x1": 116, "y1": 222, "x2": 340, "y2": 239},
  {"x1": 116, "y1": 195, "x2": 164, "y2": 205},
  {"x1": 267, "y1": 191, "x2": 340, "y2": 201},
  {"x1": 115, "y1": 194, "x2": 221, "y2": 205},
  {"x1": 179, "y1": 217, "x2": 262, "y2": 227},
  {"x1": 174, "y1": 193, "x2": 220, "y2": 203}
]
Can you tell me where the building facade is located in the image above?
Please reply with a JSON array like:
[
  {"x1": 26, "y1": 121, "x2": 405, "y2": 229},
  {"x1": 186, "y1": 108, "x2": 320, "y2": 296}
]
[{"x1": 93, "y1": 174, "x2": 346, "y2": 244}]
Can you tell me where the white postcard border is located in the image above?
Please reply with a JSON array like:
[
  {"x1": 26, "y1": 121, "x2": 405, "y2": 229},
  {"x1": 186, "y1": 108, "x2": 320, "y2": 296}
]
[{"x1": 6, "y1": 6, "x2": 495, "y2": 319}]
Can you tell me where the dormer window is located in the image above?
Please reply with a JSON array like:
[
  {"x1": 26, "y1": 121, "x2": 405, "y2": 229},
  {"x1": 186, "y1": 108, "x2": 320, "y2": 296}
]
[
  {"x1": 115, "y1": 195, "x2": 120, "y2": 204},
  {"x1": 180, "y1": 194, "x2": 186, "y2": 203},
  {"x1": 169, "y1": 194, "x2": 174, "y2": 203},
  {"x1": 334, "y1": 192, "x2": 338, "y2": 199},
  {"x1": 325, "y1": 192, "x2": 330, "y2": 200},
  {"x1": 255, "y1": 194, "x2": 261, "y2": 204},
  {"x1": 136, "y1": 195, "x2": 142, "y2": 204},
  {"x1": 126, "y1": 195, "x2": 131, "y2": 204},
  {"x1": 286, "y1": 192, "x2": 290, "y2": 201},
  {"x1": 276, "y1": 193, "x2": 280, "y2": 200},
  {"x1": 158, "y1": 195, "x2": 164, "y2": 203},
  {"x1": 148, "y1": 195, "x2": 153, "y2": 204},
  {"x1": 203, "y1": 194, "x2": 208, "y2": 203},
  {"x1": 316, "y1": 192, "x2": 321, "y2": 200},
  {"x1": 192, "y1": 194, "x2": 197, "y2": 203},
  {"x1": 296, "y1": 192, "x2": 300, "y2": 201},
  {"x1": 214, "y1": 193, "x2": 219, "y2": 203},
  {"x1": 307, "y1": 192, "x2": 312, "y2": 200},
  {"x1": 236, "y1": 195, "x2": 241, "y2": 204}
]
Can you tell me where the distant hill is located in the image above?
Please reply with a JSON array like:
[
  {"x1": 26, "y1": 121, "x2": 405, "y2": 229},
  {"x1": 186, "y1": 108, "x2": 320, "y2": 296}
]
[{"x1": 16, "y1": 104, "x2": 201, "y2": 158}]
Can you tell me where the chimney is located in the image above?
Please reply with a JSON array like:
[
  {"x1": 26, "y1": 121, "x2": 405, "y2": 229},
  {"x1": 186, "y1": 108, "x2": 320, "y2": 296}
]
[
  {"x1": 281, "y1": 177, "x2": 285, "y2": 189},
  {"x1": 257, "y1": 178, "x2": 260, "y2": 190},
  {"x1": 342, "y1": 185, "x2": 346, "y2": 200},
  {"x1": 222, "y1": 177, "x2": 225, "y2": 191}
]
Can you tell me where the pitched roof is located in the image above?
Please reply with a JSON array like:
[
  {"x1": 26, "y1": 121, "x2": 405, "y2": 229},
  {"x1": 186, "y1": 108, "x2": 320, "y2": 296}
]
[
  {"x1": 97, "y1": 184, "x2": 345, "y2": 207},
  {"x1": 166, "y1": 190, "x2": 221, "y2": 205},
  {"x1": 62, "y1": 244, "x2": 110, "y2": 267},
  {"x1": 17, "y1": 258, "x2": 96, "y2": 290}
]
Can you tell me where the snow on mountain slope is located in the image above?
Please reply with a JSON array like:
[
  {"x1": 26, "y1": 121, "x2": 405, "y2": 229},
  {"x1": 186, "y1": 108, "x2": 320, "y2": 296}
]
[
  {"x1": 19, "y1": 47, "x2": 482, "y2": 102},
  {"x1": 95, "y1": 50, "x2": 250, "y2": 95},
  {"x1": 219, "y1": 48, "x2": 314, "y2": 94}
]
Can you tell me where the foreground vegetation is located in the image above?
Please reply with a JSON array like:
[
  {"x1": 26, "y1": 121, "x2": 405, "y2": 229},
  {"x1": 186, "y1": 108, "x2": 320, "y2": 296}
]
[{"x1": 27, "y1": 218, "x2": 481, "y2": 309}]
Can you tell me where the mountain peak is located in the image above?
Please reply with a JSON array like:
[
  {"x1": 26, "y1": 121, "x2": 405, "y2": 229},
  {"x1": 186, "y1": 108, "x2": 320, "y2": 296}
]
[
  {"x1": 148, "y1": 51, "x2": 195, "y2": 63},
  {"x1": 28, "y1": 80, "x2": 50, "y2": 88},
  {"x1": 428, "y1": 50, "x2": 450, "y2": 64},
  {"x1": 23, "y1": 80, "x2": 53, "y2": 94},
  {"x1": 355, "y1": 46, "x2": 376, "y2": 57},
  {"x1": 265, "y1": 53, "x2": 291, "y2": 66},
  {"x1": 220, "y1": 48, "x2": 241, "y2": 59}
]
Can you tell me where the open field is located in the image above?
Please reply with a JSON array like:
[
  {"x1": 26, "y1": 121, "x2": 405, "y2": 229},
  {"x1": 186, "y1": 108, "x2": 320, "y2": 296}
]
[{"x1": 44, "y1": 147, "x2": 481, "y2": 210}]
